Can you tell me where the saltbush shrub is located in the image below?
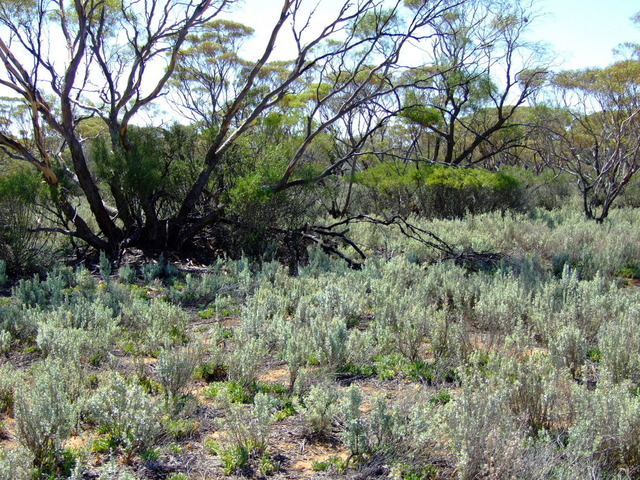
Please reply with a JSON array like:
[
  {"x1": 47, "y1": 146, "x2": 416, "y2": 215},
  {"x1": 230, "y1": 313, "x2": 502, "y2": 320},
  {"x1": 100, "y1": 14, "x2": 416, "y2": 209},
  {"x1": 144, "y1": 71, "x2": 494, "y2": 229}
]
[
  {"x1": 14, "y1": 361, "x2": 76, "y2": 469},
  {"x1": 87, "y1": 373, "x2": 162, "y2": 455}
]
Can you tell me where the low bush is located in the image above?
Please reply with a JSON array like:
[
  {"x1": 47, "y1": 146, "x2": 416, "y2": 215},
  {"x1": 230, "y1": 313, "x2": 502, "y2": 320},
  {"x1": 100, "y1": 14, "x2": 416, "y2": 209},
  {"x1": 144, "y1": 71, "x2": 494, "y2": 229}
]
[
  {"x1": 354, "y1": 162, "x2": 524, "y2": 218},
  {"x1": 14, "y1": 361, "x2": 77, "y2": 470},
  {"x1": 87, "y1": 373, "x2": 162, "y2": 455}
]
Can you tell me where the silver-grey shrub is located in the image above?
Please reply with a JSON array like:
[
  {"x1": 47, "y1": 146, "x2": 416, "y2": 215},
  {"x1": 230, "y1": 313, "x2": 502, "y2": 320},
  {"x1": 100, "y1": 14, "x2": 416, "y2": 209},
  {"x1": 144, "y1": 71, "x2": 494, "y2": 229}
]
[
  {"x1": 0, "y1": 330, "x2": 10, "y2": 354},
  {"x1": 0, "y1": 447, "x2": 32, "y2": 480},
  {"x1": 297, "y1": 383, "x2": 339, "y2": 437},
  {"x1": 14, "y1": 360, "x2": 76, "y2": 467},
  {"x1": 569, "y1": 377, "x2": 640, "y2": 475},
  {"x1": 597, "y1": 306, "x2": 640, "y2": 382},
  {"x1": 87, "y1": 372, "x2": 162, "y2": 454},
  {"x1": 227, "y1": 334, "x2": 265, "y2": 388},
  {"x1": 120, "y1": 297, "x2": 189, "y2": 353},
  {"x1": 35, "y1": 299, "x2": 119, "y2": 361},
  {"x1": 157, "y1": 346, "x2": 200, "y2": 398},
  {"x1": 0, "y1": 363, "x2": 25, "y2": 413},
  {"x1": 549, "y1": 324, "x2": 588, "y2": 378},
  {"x1": 444, "y1": 373, "x2": 528, "y2": 480},
  {"x1": 339, "y1": 386, "x2": 369, "y2": 457}
]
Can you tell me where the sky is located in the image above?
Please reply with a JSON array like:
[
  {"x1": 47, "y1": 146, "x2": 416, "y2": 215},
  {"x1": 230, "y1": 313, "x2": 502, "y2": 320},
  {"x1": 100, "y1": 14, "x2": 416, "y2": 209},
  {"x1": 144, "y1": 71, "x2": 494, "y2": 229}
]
[
  {"x1": 229, "y1": 0, "x2": 640, "y2": 70},
  {"x1": 528, "y1": 0, "x2": 639, "y2": 69}
]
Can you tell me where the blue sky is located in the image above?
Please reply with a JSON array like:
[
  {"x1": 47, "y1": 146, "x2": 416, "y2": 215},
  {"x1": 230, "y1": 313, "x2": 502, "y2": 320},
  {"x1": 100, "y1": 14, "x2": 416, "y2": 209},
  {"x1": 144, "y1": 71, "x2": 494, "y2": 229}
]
[
  {"x1": 233, "y1": 0, "x2": 639, "y2": 70},
  {"x1": 529, "y1": 0, "x2": 639, "y2": 69}
]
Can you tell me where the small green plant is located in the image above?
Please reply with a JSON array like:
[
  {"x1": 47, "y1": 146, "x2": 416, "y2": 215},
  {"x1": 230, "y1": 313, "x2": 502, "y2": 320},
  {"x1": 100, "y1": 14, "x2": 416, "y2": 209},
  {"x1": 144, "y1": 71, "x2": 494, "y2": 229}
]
[
  {"x1": 163, "y1": 417, "x2": 198, "y2": 440},
  {"x1": 220, "y1": 444, "x2": 249, "y2": 476},
  {"x1": 312, "y1": 456, "x2": 348, "y2": 474},
  {"x1": 204, "y1": 380, "x2": 256, "y2": 404},
  {"x1": 197, "y1": 308, "x2": 215, "y2": 319},
  {"x1": 429, "y1": 388, "x2": 451, "y2": 406},
  {"x1": 204, "y1": 437, "x2": 220, "y2": 455},
  {"x1": 194, "y1": 361, "x2": 228, "y2": 382},
  {"x1": 258, "y1": 451, "x2": 279, "y2": 476},
  {"x1": 99, "y1": 251, "x2": 112, "y2": 283},
  {"x1": 91, "y1": 434, "x2": 118, "y2": 454},
  {"x1": 118, "y1": 264, "x2": 136, "y2": 284},
  {"x1": 140, "y1": 447, "x2": 160, "y2": 462},
  {"x1": 167, "y1": 474, "x2": 189, "y2": 480},
  {"x1": 374, "y1": 353, "x2": 408, "y2": 380},
  {"x1": 617, "y1": 263, "x2": 640, "y2": 280},
  {"x1": 167, "y1": 443, "x2": 182, "y2": 455},
  {"x1": 0, "y1": 260, "x2": 7, "y2": 287}
]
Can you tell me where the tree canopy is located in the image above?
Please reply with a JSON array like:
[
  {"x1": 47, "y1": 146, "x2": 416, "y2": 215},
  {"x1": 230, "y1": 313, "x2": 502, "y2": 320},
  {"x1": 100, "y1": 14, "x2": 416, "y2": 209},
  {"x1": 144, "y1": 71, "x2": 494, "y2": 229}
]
[{"x1": 0, "y1": 0, "x2": 637, "y2": 269}]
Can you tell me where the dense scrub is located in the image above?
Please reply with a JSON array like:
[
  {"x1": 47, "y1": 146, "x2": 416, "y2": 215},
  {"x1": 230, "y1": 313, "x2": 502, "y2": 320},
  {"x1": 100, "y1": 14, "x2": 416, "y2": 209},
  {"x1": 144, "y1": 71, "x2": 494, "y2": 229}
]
[{"x1": 2, "y1": 207, "x2": 640, "y2": 479}]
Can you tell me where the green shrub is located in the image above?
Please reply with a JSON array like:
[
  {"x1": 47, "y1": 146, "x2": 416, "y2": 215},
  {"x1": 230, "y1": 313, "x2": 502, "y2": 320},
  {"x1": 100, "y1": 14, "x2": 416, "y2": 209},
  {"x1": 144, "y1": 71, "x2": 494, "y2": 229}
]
[
  {"x1": 0, "y1": 260, "x2": 7, "y2": 287},
  {"x1": 0, "y1": 169, "x2": 53, "y2": 275},
  {"x1": 354, "y1": 163, "x2": 524, "y2": 218},
  {"x1": 503, "y1": 166, "x2": 574, "y2": 210}
]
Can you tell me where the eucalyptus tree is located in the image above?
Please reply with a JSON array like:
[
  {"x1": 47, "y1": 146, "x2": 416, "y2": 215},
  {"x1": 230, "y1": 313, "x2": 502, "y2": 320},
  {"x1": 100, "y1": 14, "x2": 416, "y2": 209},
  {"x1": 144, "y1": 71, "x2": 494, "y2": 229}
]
[
  {"x1": 394, "y1": 0, "x2": 548, "y2": 167},
  {"x1": 546, "y1": 60, "x2": 640, "y2": 222},
  {"x1": 0, "y1": 0, "x2": 233, "y2": 253},
  {"x1": 0, "y1": 0, "x2": 464, "y2": 259}
]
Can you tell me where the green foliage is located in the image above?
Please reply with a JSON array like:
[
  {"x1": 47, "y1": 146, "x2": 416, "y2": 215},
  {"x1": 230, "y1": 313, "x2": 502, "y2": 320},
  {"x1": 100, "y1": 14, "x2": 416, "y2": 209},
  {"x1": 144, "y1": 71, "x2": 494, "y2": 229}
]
[
  {"x1": 617, "y1": 263, "x2": 640, "y2": 279},
  {"x1": 0, "y1": 168, "x2": 52, "y2": 274},
  {"x1": 220, "y1": 444, "x2": 249, "y2": 476},
  {"x1": 400, "y1": 105, "x2": 441, "y2": 126},
  {"x1": 354, "y1": 163, "x2": 524, "y2": 218},
  {"x1": 227, "y1": 171, "x2": 274, "y2": 210},
  {"x1": 0, "y1": 260, "x2": 7, "y2": 287}
]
